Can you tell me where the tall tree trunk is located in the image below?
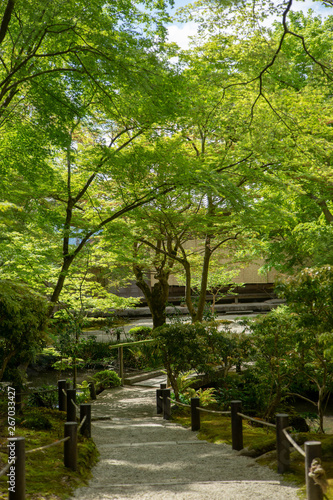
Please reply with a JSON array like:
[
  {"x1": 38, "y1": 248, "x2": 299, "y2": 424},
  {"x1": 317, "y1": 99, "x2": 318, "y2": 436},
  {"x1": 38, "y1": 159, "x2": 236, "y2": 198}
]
[
  {"x1": 48, "y1": 255, "x2": 74, "y2": 315},
  {"x1": 193, "y1": 235, "x2": 212, "y2": 322},
  {"x1": 133, "y1": 265, "x2": 169, "y2": 329}
]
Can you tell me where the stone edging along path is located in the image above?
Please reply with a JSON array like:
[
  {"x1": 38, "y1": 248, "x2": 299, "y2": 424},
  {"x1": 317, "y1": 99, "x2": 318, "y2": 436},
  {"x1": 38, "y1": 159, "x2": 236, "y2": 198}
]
[{"x1": 71, "y1": 385, "x2": 300, "y2": 500}]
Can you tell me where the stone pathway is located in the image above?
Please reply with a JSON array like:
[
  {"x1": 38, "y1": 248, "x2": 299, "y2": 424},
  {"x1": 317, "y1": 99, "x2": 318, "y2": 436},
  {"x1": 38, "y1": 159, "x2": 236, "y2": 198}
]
[{"x1": 71, "y1": 385, "x2": 300, "y2": 500}]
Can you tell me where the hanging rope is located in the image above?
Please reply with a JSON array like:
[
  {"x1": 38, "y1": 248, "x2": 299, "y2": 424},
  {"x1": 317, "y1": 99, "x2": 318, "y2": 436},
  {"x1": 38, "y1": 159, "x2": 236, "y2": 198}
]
[{"x1": 309, "y1": 458, "x2": 328, "y2": 496}]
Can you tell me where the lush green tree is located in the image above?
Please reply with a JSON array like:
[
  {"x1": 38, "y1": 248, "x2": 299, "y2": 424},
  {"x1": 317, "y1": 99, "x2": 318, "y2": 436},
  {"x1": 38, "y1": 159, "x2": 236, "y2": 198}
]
[
  {"x1": 277, "y1": 267, "x2": 333, "y2": 432},
  {"x1": 0, "y1": 280, "x2": 49, "y2": 382},
  {"x1": 0, "y1": 0, "x2": 185, "y2": 313},
  {"x1": 179, "y1": 4, "x2": 333, "y2": 274}
]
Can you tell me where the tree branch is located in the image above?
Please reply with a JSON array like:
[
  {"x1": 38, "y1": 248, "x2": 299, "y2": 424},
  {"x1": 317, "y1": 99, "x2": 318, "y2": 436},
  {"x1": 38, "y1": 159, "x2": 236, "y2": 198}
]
[{"x1": 0, "y1": 0, "x2": 14, "y2": 45}]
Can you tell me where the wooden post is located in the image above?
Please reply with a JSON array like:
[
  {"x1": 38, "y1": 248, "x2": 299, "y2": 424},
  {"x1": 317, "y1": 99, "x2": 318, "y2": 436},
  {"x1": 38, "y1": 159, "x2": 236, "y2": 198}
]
[
  {"x1": 162, "y1": 388, "x2": 171, "y2": 420},
  {"x1": 8, "y1": 437, "x2": 25, "y2": 500},
  {"x1": 305, "y1": 441, "x2": 323, "y2": 500},
  {"x1": 231, "y1": 400, "x2": 243, "y2": 451},
  {"x1": 156, "y1": 383, "x2": 166, "y2": 414},
  {"x1": 276, "y1": 414, "x2": 290, "y2": 473},
  {"x1": 118, "y1": 346, "x2": 124, "y2": 386},
  {"x1": 66, "y1": 389, "x2": 77, "y2": 422},
  {"x1": 80, "y1": 404, "x2": 91, "y2": 438},
  {"x1": 58, "y1": 380, "x2": 67, "y2": 412},
  {"x1": 88, "y1": 381, "x2": 96, "y2": 400},
  {"x1": 191, "y1": 397, "x2": 200, "y2": 431},
  {"x1": 64, "y1": 422, "x2": 77, "y2": 471}
]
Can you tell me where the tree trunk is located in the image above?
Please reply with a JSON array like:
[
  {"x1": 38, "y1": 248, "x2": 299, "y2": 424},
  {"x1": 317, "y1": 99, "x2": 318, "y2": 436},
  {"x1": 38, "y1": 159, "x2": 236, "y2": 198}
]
[
  {"x1": 193, "y1": 235, "x2": 212, "y2": 322},
  {"x1": 134, "y1": 265, "x2": 169, "y2": 329},
  {"x1": 150, "y1": 280, "x2": 169, "y2": 328},
  {"x1": 0, "y1": 350, "x2": 16, "y2": 382},
  {"x1": 48, "y1": 255, "x2": 74, "y2": 315},
  {"x1": 318, "y1": 387, "x2": 325, "y2": 433}
]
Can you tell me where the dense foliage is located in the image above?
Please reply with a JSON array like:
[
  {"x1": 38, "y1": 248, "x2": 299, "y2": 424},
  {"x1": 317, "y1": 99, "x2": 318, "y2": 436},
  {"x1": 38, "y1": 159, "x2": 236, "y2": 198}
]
[{"x1": 0, "y1": 280, "x2": 48, "y2": 382}]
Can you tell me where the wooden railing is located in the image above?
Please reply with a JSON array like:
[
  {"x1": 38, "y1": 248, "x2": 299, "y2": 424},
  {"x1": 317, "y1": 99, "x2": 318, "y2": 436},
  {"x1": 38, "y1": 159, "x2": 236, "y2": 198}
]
[{"x1": 109, "y1": 338, "x2": 156, "y2": 385}]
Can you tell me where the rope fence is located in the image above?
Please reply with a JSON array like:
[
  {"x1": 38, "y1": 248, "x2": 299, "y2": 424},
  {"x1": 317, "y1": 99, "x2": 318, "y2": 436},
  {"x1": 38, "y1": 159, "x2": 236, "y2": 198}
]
[
  {"x1": 237, "y1": 412, "x2": 276, "y2": 428},
  {"x1": 71, "y1": 398, "x2": 80, "y2": 411},
  {"x1": 78, "y1": 415, "x2": 87, "y2": 432},
  {"x1": 282, "y1": 427, "x2": 306, "y2": 457},
  {"x1": 0, "y1": 462, "x2": 13, "y2": 478},
  {"x1": 156, "y1": 385, "x2": 327, "y2": 500},
  {"x1": 198, "y1": 407, "x2": 231, "y2": 416},
  {"x1": 2, "y1": 380, "x2": 94, "y2": 499},
  {"x1": 26, "y1": 437, "x2": 70, "y2": 455}
]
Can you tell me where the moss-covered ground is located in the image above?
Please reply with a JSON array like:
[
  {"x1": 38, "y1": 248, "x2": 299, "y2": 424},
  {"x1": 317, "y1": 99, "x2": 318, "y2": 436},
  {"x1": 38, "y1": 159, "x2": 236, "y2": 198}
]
[
  {"x1": 0, "y1": 406, "x2": 99, "y2": 499},
  {"x1": 171, "y1": 407, "x2": 333, "y2": 499}
]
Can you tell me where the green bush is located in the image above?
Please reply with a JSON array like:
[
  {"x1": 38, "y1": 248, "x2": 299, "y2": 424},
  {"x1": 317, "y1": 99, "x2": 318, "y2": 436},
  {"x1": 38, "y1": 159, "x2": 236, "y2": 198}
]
[
  {"x1": 52, "y1": 357, "x2": 85, "y2": 371},
  {"x1": 128, "y1": 326, "x2": 152, "y2": 340},
  {"x1": 93, "y1": 370, "x2": 121, "y2": 391},
  {"x1": 153, "y1": 322, "x2": 214, "y2": 400},
  {"x1": 153, "y1": 322, "x2": 251, "y2": 400},
  {"x1": 27, "y1": 384, "x2": 58, "y2": 409},
  {"x1": 122, "y1": 339, "x2": 162, "y2": 371},
  {"x1": 22, "y1": 412, "x2": 52, "y2": 430},
  {"x1": 76, "y1": 337, "x2": 115, "y2": 364}
]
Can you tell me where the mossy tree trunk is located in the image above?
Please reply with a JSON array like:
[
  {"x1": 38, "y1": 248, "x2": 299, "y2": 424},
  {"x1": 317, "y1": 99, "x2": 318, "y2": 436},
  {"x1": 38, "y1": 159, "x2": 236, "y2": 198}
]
[{"x1": 133, "y1": 239, "x2": 177, "y2": 329}]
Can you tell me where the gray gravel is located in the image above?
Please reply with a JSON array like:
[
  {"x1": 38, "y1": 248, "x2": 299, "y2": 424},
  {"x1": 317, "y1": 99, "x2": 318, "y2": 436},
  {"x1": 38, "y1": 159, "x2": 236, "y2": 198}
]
[{"x1": 71, "y1": 386, "x2": 300, "y2": 500}]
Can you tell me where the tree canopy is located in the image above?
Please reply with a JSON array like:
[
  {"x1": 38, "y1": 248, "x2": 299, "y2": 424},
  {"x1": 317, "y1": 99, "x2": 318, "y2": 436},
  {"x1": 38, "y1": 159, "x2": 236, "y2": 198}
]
[{"x1": 2, "y1": 0, "x2": 333, "y2": 317}]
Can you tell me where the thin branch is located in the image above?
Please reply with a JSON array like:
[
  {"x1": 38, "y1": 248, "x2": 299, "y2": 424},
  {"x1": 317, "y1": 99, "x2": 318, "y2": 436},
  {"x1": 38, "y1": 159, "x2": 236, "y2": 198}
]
[{"x1": 72, "y1": 185, "x2": 175, "y2": 258}]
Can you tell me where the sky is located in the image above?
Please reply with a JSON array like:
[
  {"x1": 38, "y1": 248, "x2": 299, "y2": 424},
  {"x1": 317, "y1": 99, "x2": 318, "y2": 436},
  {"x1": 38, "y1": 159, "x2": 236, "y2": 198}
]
[{"x1": 166, "y1": 0, "x2": 332, "y2": 49}]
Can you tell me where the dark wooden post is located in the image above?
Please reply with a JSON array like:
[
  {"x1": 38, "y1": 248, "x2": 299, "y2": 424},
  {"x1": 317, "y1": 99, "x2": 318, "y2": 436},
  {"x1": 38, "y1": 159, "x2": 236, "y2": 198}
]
[
  {"x1": 14, "y1": 386, "x2": 22, "y2": 414},
  {"x1": 64, "y1": 422, "x2": 78, "y2": 471},
  {"x1": 88, "y1": 381, "x2": 96, "y2": 400},
  {"x1": 191, "y1": 397, "x2": 200, "y2": 431},
  {"x1": 80, "y1": 404, "x2": 91, "y2": 438},
  {"x1": 276, "y1": 414, "x2": 290, "y2": 473},
  {"x1": 58, "y1": 380, "x2": 67, "y2": 412},
  {"x1": 231, "y1": 400, "x2": 243, "y2": 451},
  {"x1": 156, "y1": 383, "x2": 166, "y2": 414},
  {"x1": 8, "y1": 437, "x2": 25, "y2": 500},
  {"x1": 305, "y1": 441, "x2": 323, "y2": 500},
  {"x1": 162, "y1": 388, "x2": 171, "y2": 420},
  {"x1": 66, "y1": 389, "x2": 77, "y2": 422}
]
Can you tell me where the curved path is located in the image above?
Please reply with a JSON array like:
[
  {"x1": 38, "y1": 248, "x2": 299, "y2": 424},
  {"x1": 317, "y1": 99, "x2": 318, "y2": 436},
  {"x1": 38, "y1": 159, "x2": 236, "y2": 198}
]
[{"x1": 71, "y1": 386, "x2": 300, "y2": 500}]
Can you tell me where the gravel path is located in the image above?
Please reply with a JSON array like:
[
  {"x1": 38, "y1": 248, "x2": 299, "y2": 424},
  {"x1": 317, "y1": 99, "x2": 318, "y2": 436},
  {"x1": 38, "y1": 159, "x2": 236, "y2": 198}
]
[{"x1": 71, "y1": 386, "x2": 300, "y2": 500}]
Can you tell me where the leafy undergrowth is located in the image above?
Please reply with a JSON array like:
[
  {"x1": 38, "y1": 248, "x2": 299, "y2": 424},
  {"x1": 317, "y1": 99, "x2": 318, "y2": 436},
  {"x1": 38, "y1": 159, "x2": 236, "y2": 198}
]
[
  {"x1": 0, "y1": 407, "x2": 99, "y2": 499},
  {"x1": 171, "y1": 407, "x2": 333, "y2": 499}
]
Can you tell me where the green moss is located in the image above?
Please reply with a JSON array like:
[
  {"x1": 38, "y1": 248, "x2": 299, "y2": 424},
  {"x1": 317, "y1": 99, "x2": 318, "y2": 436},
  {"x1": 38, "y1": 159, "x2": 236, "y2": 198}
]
[{"x1": 0, "y1": 407, "x2": 99, "y2": 499}]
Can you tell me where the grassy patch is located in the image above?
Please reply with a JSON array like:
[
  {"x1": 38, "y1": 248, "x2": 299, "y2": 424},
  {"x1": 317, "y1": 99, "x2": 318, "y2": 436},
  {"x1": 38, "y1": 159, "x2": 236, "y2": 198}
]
[
  {"x1": 171, "y1": 407, "x2": 333, "y2": 499},
  {"x1": 0, "y1": 407, "x2": 99, "y2": 499}
]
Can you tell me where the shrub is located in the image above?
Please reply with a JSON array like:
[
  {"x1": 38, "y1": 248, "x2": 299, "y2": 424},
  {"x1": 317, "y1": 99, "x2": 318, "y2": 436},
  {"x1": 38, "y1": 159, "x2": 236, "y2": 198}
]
[
  {"x1": 128, "y1": 326, "x2": 153, "y2": 340},
  {"x1": 93, "y1": 370, "x2": 121, "y2": 391},
  {"x1": 153, "y1": 322, "x2": 215, "y2": 400},
  {"x1": 153, "y1": 322, "x2": 251, "y2": 400},
  {"x1": 76, "y1": 380, "x2": 91, "y2": 404},
  {"x1": 76, "y1": 337, "x2": 116, "y2": 365},
  {"x1": 52, "y1": 357, "x2": 85, "y2": 371},
  {"x1": 27, "y1": 384, "x2": 58, "y2": 409},
  {"x1": 22, "y1": 412, "x2": 52, "y2": 430},
  {"x1": 122, "y1": 338, "x2": 162, "y2": 371}
]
